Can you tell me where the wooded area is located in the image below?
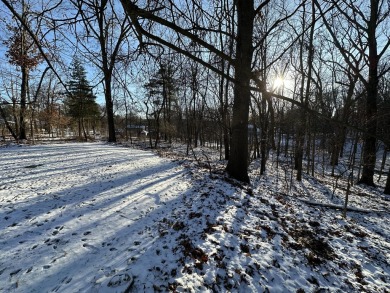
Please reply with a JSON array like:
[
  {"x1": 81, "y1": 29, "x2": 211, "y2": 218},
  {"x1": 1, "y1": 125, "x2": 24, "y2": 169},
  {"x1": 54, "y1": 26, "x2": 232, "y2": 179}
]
[{"x1": 0, "y1": 0, "x2": 389, "y2": 193}]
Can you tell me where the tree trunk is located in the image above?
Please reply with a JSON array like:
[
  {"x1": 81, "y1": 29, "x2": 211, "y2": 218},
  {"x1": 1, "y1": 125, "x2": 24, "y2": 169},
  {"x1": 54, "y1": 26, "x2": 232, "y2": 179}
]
[
  {"x1": 154, "y1": 115, "x2": 160, "y2": 148},
  {"x1": 297, "y1": 1, "x2": 315, "y2": 181},
  {"x1": 358, "y1": 0, "x2": 379, "y2": 186},
  {"x1": 220, "y1": 59, "x2": 230, "y2": 160},
  {"x1": 260, "y1": 95, "x2": 269, "y2": 175},
  {"x1": 295, "y1": 135, "x2": 304, "y2": 180},
  {"x1": 19, "y1": 66, "x2": 28, "y2": 140},
  {"x1": 0, "y1": 104, "x2": 18, "y2": 141},
  {"x1": 223, "y1": 76, "x2": 231, "y2": 160},
  {"x1": 226, "y1": 0, "x2": 254, "y2": 183},
  {"x1": 340, "y1": 73, "x2": 358, "y2": 159},
  {"x1": 311, "y1": 131, "x2": 316, "y2": 176},
  {"x1": 306, "y1": 128, "x2": 311, "y2": 174},
  {"x1": 266, "y1": 96, "x2": 275, "y2": 150},
  {"x1": 78, "y1": 117, "x2": 82, "y2": 139},
  {"x1": 104, "y1": 76, "x2": 116, "y2": 142},
  {"x1": 384, "y1": 168, "x2": 390, "y2": 195},
  {"x1": 284, "y1": 128, "x2": 290, "y2": 157},
  {"x1": 378, "y1": 147, "x2": 387, "y2": 182},
  {"x1": 82, "y1": 118, "x2": 88, "y2": 141}
]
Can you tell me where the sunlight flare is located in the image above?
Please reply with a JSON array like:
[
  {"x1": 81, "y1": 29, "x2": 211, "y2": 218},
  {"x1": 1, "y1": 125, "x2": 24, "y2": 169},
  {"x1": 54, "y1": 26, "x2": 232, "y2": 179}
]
[{"x1": 273, "y1": 76, "x2": 284, "y2": 90}]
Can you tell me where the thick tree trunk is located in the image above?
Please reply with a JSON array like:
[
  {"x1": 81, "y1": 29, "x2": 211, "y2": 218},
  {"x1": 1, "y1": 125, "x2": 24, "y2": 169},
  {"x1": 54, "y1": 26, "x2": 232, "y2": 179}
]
[
  {"x1": 98, "y1": 3, "x2": 116, "y2": 143},
  {"x1": 359, "y1": 88, "x2": 377, "y2": 185},
  {"x1": 358, "y1": 0, "x2": 378, "y2": 186},
  {"x1": 223, "y1": 76, "x2": 231, "y2": 160},
  {"x1": 226, "y1": 0, "x2": 254, "y2": 183},
  {"x1": 105, "y1": 76, "x2": 116, "y2": 142}
]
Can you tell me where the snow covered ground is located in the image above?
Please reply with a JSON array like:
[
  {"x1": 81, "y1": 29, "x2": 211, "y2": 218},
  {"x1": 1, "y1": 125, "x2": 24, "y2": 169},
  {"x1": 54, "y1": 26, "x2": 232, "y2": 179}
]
[{"x1": 0, "y1": 142, "x2": 389, "y2": 292}]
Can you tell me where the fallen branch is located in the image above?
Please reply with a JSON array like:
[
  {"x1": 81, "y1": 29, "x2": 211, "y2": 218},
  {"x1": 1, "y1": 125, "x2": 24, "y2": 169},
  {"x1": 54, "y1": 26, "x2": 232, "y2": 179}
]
[
  {"x1": 274, "y1": 192, "x2": 387, "y2": 213},
  {"x1": 298, "y1": 199, "x2": 386, "y2": 214}
]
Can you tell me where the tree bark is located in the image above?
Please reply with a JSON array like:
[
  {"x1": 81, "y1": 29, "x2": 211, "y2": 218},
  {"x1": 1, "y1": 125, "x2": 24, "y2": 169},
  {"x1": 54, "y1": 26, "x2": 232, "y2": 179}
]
[
  {"x1": 226, "y1": 0, "x2": 254, "y2": 183},
  {"x1": 384, "y1": 168, "x2": 390, "y2": 195},
  {"x1": 297, "y1": 1, "x2": 315, "y2": 181},
  {"x1": 359, "y1": 0, "x2": 379, "y2": 186},
  {"x1": 98, "y1": 6, "x2": 117, "y2": 143},
  {"x1": 19, "y1": 65, "x2": 28, "y2": 140},
  {"x1": 104, "y1": 77, "x2": 116, "y2": 142},
  {"x1": 78, "y1": 0, "x2": 133, "y2": 143}
]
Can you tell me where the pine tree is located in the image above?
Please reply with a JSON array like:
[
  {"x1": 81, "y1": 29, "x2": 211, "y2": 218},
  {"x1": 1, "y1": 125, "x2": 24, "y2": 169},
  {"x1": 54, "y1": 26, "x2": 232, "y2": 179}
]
[{"x1": 65, "y1": 57, "x2": 100, "y2": 140}]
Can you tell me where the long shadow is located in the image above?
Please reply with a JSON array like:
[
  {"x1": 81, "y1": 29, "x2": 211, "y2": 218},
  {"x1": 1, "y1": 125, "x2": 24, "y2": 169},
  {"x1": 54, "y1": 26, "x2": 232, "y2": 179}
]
[
  {"x1": 19, "y1": 168, "x2": 232, "y2": 290},
  {"x1": 3, "y1": 173, "x2": 192, "y2": 293},
  {"x1": 0, "y1": 161, "x2": 180, "y2": 235},
  {"x1": 129, "y1": 169, "x2": 245, "y2": 291},
  {"x1": 0, "y1": 144, "x2": 154, "y2": 186},
  {"x1": 0, "y1": 143, "x2": 98, "y2": 163},
  {"x1": 0, "y1": 143, "x2": 161, "y2": 192},
  {"x1": 1, "y1": 144, "x2": 195, "y2": 292},
  {"x1": 0, "y1": 143, "x2": 176, "y2": 239},
  {"x1": 293, "y1": 174, "x2": 347, "y2": 206}
]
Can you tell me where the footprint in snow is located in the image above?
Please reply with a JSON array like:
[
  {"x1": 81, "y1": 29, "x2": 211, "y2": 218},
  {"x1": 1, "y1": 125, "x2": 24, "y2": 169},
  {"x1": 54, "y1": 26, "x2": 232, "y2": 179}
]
[
  {"x1": 61, "y1": 276, "x2": 72, "y2": 284},
  {"x1": 83, "y1": 243, "x2": 99, "y2": 253},
  {"x1": 107, "y1": 272, "x2": 134, "y2": 289},
  {"x1": 10, "y1": 269, "x2": 21, "y2": 276},
  {"x1": 50, "y1": 251, "x2": 67, "y2": 263},
  {"x1": 45, "y1": 238, "x2": 68, "y2": 248},
  {"x1": 51, "y1": 277, "x2": 72, "y2": 293}
]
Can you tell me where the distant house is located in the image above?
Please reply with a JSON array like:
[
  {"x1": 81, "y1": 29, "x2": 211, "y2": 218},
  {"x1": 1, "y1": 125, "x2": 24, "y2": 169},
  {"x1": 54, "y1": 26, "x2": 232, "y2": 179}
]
[{"x1": 126, "y1": 125, "x2": 147, "y2": 137}]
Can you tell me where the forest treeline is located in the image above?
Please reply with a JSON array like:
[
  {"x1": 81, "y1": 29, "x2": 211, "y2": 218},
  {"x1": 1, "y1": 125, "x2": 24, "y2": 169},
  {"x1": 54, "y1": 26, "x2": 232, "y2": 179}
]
[{"x1": 0, "y1": 0, "x2": 389, "y2": 193}]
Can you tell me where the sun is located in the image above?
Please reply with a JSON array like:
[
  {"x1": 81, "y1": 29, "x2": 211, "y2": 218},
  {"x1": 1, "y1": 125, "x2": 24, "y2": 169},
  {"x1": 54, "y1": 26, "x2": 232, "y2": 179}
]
[{"x1": 273, "y1": 77, "x2": 284, "y2": 89}]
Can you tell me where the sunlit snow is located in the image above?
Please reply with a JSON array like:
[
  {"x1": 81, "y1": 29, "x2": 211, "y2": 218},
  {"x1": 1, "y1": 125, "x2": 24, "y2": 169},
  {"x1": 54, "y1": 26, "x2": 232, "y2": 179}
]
[{"x1": 0, "y1": 142, "x2": 389, "y2": 292}]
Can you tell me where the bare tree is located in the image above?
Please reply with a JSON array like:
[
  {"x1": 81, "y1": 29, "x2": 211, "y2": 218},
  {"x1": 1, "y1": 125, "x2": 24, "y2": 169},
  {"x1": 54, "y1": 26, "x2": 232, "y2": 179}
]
[
  {"x1": 121, "y1": 0, "x2": 281, "y2": 182},
  {"x1": 3, "y1": 0, "x2": 44, "y2": 140},
  {"x1": 315, "y1": 0, "x2": 390, "y2": 186},
  {"x1": 71, "y1": 0, "x2": 133, "y2": 142}
]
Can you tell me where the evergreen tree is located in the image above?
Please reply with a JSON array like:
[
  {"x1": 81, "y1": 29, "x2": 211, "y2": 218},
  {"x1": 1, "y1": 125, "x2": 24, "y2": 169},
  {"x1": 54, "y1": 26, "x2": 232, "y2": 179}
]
[{"x1": 65, "y1": 57, "x2": 100, "y2": 140}]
